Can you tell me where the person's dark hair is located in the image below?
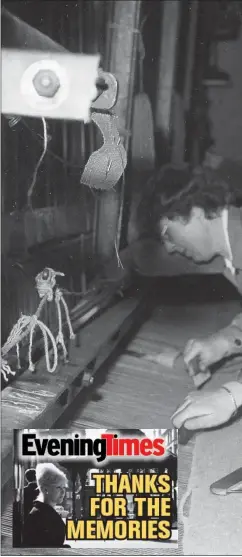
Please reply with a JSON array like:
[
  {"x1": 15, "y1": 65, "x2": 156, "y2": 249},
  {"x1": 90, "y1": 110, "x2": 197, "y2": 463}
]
[
  {"x1": 138, "y1": 163, "x2": 238, "y2": 238},
  {"x1": 155, "y1": 164, "x2": 235, "y2": 221},
  {"x1": 25, "y1": 468, "x2": 36, "y2": 483}
]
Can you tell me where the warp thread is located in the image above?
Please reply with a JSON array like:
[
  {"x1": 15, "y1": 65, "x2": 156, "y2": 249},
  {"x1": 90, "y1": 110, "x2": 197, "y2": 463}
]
[
  {"x1": 114, "y1": 238, "x2": 124, "y2": 270},
  {"x1": 108, "y1": 22, "x2": 141, "y2": 34},
  {"x1": 27, "y1": 117, "x2": 48, "y2": 210}
]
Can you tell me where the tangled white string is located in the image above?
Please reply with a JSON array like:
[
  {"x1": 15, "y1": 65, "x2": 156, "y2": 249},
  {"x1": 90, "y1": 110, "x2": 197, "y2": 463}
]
[
  {"x1": 1, "y1": 267, "x2": 75, "y2": 382},
  {"x1": 1, "y1": 359, "x2": 16, "y2": 382}
]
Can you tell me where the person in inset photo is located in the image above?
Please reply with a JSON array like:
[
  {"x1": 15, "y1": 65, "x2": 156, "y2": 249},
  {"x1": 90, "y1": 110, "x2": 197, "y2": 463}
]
[
  {"x1": 22, "y1": 462, "x2": 68, "y2": 547},
  {"x1": 23, "y1": 468, "x2": 39, "y2": 520}
]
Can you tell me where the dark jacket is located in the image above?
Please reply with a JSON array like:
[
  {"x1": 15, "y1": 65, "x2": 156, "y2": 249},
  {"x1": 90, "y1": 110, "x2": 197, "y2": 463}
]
[
  {"x1": 23, "y1": 482, "x2": 39, "y2": 520},
  {"x1": 22, "y1": 500, "x2": 66, "y2": 547}
]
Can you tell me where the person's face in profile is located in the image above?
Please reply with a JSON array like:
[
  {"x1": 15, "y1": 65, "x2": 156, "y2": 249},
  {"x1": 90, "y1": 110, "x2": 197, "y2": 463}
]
[
  {"x1": 160, "y1": 208, "x2": 216, "y2": 263},
  {"x1": 47, "y1": 477, "x2": 67, "y2": 506}
]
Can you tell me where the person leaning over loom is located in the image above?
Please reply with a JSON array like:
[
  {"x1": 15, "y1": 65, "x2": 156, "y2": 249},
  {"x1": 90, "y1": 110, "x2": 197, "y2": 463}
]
[
  {"x1": 147, "y1": 164, "x2": 242, "y2": 431},
  {"x1": 22, "y1": 463, "x2": 69, "y2": 547}
]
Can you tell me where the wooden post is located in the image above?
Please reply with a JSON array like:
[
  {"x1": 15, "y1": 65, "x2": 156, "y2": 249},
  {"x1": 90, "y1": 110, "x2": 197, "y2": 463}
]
[
  {"x1": 183, "y1": 0, "x2": 199, "y2": 113},
  {"x1": 96, "y1": 1, "x2": 142, "y2": 261},
  {"x1": 155, "y1": 1, "x2": 181, "y2": 162},
  {"x1": 171, "y1": 0, "x2": 199, "y2": 163}
]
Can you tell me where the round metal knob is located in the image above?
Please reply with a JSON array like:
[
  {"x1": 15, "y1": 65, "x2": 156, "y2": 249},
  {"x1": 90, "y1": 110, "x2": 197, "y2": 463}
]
[
  {"x1": 82, "y1": 372, "x2": 94, "y2": 388},
  {"x1": 33, "y1": 69, "x2": 60, "y2": 98}
]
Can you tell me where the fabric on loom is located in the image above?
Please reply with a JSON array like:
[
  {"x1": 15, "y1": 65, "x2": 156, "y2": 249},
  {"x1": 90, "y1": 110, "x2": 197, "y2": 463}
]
[
  {"x1": 182, "y1": 367, "x2": 242, "y2": 555},
  {"x1": 182, "y1": 418, "x2": 242, "y2": 555}
]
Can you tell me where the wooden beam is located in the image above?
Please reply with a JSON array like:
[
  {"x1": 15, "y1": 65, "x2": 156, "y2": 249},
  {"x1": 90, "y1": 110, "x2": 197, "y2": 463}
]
[
  {"x1": 171, "y1": 0, "x2": 199, "y2": 164},
  {"x1": 2, "y1": 7, "x2": 66, "y2": 52},
  {"x1": 183, "y1": 0, "x2": 199, "y2": 112},
  {"x1": 155, "y1": 0, "x2": 181, "y2": 156},
  {"x1": 97, "y1": 0, "x2": 142, "y2": 260}
]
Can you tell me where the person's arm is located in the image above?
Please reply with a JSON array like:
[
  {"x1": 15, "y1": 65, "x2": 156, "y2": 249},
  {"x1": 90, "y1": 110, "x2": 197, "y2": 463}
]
[
  {"x1": 23, "y1": 513, "x2": 63, "y2": 548},
  {"x1": 222, "y1": 377, "x2": 242, "y2": 412},
  {"x1": 218, "y1": 313, "x2": 242, "y2": 356},
  {"x1": 22, "y1": 514, "x2": 41, "y2": 547},
  {"x1": 183, "y1": 314, "x2": 242, "y2": 374},
  {"x1": 171, "y1": 380, "x2": 242, "y2": 431}
]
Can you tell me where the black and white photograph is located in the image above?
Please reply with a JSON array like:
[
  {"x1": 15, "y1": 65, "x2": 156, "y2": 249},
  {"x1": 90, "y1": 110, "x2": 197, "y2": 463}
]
[{"x1": 1, "y1": 0, "x2": 242, "y2": 555}]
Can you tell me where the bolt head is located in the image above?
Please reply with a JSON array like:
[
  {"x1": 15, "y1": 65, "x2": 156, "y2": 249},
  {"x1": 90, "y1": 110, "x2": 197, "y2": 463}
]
[{"x1": 33, "y1": 69, "x2": 60, "y2": 98}]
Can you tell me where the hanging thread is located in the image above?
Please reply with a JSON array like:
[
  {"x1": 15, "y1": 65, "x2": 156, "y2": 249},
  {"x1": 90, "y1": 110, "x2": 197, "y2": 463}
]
[
  {"x1": 114, "y1": 238, "x2": 124, "y2": 269},
  {"x1": 27, "y1": 117, "x2": 48, "y2": 210},
  {"x1": 109, "y1": 19, "x2": 150, "y2": 269},
  {"x1": 28, "y1": 315, "x2": 58, "y2": 373}
]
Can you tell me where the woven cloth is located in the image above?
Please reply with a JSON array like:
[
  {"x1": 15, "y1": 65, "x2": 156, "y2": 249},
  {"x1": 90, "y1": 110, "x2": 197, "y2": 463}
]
[{"x1": 182, "y1": 369, "x2": 242, "y2": 556}]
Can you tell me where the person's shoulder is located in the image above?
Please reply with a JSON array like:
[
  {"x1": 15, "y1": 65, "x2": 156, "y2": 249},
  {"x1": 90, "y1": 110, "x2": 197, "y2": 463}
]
[
  {"x1": 28, "y1": 502, "x2": 45, "y2": 519},
  {"x1": 29, "y1": 482, "x2": 38, "y2": 491}
]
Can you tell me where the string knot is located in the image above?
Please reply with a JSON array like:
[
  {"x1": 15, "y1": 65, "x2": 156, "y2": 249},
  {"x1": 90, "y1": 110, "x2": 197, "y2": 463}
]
[
  {"x1": 35, "y1": 267, "x2": 64, "y2": 301},
  {"x1": 1, "y1": 358, "x2": 16, "y2": 382}
]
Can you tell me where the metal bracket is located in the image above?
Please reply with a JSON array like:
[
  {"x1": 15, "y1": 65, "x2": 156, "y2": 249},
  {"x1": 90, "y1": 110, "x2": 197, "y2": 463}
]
[
  {"x1": 91, "y1": 69, "x2": 118, "y2": 110},
  {"x1": 2, "y1": 49, "x2": 100, "y2": 122}
]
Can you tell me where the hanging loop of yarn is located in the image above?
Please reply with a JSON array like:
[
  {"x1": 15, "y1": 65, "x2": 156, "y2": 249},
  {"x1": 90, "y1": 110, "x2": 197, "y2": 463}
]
[
  {"x1": 28, "y1": 314, "x2": 58, "y2": 373},
  {"x1": 55, "y1": 288, "x2": 75, "y2": 362}
]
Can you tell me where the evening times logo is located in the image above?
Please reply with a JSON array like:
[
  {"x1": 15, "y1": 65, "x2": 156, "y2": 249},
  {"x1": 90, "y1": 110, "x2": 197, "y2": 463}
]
[{"x1": 20, "y1": 431, "x2": 167, "y2": 464}]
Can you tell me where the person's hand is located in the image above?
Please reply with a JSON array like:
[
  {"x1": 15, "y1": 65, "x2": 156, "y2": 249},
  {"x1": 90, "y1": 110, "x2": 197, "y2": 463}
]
[
  {"x1": 184, "y1": 334, "x2": 230, "y2": 375},
  {"x1": 171, "y1": 388, "x2": 236, "y2": 430}
]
